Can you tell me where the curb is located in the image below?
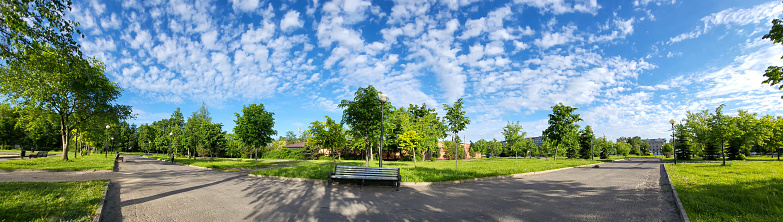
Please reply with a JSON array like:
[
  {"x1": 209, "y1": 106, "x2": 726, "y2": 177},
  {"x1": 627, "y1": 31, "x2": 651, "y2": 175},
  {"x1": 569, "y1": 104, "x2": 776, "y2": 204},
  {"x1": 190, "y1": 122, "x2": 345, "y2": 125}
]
[
  {"x1": 662, "y1": 163, "x2": 691, "y2": 222},
  {"x1": 92, "y1": 179, "x2": 111, "y2": 222},
  {"x1": 247, "y1": 161, "x2": 605, "y2": 187},
  {"x1": 0, "y1": 169, "x2": 113, "y2": 173}
]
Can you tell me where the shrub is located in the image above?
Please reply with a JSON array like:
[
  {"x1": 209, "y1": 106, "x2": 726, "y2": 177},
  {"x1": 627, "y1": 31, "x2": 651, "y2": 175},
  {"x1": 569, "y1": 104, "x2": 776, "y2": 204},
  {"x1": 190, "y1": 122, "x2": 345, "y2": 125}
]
[{"x1": 263, "y1": 148, "x2": 304, "y2": 160}]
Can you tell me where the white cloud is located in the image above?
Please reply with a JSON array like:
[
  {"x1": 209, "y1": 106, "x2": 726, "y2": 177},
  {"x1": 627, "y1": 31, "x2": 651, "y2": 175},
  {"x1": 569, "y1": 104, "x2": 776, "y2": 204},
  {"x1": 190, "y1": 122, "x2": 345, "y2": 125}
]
[
  {"x1": 669, "y1": 1, "x2": 783, "y2": 44},
  {"x1": 514, "y1": 0, "x2": 601, "y2": 15},
  {"x1": 281, "y1": 10, "x2": 304, "y2": 32},
  {"x1": 230, "y1": 0, "x2": 260, "y2": 13},
  {"x1": 534, "y1": 25, "x2": 581, "y2": 49},
  {"x1": 100, "y1": 13, "x2": 121, "y2": 29}
]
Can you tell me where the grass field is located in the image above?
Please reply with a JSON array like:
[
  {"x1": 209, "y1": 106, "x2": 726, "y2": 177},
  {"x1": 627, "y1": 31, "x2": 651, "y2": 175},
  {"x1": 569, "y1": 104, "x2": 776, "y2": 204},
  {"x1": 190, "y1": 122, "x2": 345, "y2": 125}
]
[
  {"x1": 666, "y1": 160, "x2": 783, "y2": 222},
  {"x1": 0, "y1": 154, "x2": 115, "y2": 171},
  {"x1": 251, "y1": 158, "x2": 600, "y2": 182},
  {"x1": 143, "y1": 154, "x2": 295, "y2": 171},
  {"x1": 0, "y1": 180, "x2": 108, "y2": 222}
]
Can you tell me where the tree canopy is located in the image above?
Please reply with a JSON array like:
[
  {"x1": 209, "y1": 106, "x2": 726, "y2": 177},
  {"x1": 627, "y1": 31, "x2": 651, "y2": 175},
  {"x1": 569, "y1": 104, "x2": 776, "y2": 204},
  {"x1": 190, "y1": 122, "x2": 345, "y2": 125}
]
[
  {"x1": 234, "y1": 104, "x2": 276, "y2": 163},
  {"x1": 543, "y1": 103, "x2": 582, "y2": 160}
]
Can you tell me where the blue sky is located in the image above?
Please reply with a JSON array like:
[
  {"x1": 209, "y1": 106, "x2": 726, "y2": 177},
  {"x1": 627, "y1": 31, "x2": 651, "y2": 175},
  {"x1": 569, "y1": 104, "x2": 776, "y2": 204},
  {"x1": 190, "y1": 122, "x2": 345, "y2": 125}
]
[{"x1": 68, "y1": 0, "x2": 783, "y2": 142}]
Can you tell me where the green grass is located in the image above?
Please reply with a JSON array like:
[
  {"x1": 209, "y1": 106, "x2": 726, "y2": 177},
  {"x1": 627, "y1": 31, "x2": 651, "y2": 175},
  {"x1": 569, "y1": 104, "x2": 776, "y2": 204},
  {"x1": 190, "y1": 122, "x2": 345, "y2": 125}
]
[
  {"x1": 0, "y1": 154, "x2": 115, "y2": 171},
  {"x1": 143, "y1": 154, "x2": 291, "y2": 171},
  {"x1": 0, "y1": 180, "x2": 108, "y2": 222},
  {"x1": 666, "y1": 160, "x2": 783, "y2": 222},
  {"x1": 251, "y1": 158, "x2": 600, "y2": 182}
]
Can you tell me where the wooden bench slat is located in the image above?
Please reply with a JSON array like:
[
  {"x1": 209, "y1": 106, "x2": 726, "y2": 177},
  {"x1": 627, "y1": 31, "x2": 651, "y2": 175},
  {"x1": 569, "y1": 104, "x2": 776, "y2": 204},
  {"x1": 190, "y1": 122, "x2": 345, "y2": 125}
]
[{"x1": 329, "y1": 165, "x2": 401, "y2": 190}]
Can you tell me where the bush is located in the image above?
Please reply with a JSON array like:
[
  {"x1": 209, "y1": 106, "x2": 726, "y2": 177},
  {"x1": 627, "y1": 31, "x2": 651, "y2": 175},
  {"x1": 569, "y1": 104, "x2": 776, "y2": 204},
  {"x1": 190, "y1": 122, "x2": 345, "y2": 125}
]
[{"x1": 263, "y1": 148, "x2": 304, "y2": 160}]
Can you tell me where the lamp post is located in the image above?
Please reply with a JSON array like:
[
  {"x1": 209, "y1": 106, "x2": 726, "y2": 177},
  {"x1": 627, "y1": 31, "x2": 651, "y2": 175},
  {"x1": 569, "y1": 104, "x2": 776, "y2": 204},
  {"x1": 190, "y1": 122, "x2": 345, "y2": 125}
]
[
  {"x1": 670, "y1": 119, "x2": 676, "y2": 165},
  {"x1": 377, "y1": 93, "x2": 388, "y2": 167},
  {"x1": 169, "y1": 132, "x2": 174, "y2": 162},
  {"x1": 589, "y1": 129, "x2": 594, "y2": 160},
  {"x1": 105, "y1": 125, "x2": 110, "y2": 158},
  {"x1": 147, "y1": 141, "x2": 150, "y2": 155},
  {"x1": 110, "y1": 137, "x2": 114, "y2": 156}
]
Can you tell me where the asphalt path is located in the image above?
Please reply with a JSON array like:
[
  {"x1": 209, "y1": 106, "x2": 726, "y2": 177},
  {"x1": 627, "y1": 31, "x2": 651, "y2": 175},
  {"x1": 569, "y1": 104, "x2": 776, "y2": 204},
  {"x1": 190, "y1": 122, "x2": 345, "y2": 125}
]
[{"x1": 99, "y1": 156, "x2": 679, "y2": 221}]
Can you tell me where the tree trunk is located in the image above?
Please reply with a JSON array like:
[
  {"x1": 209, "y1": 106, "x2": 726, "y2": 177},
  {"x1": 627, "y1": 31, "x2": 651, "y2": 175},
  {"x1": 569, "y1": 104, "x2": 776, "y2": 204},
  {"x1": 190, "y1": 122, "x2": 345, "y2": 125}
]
[
  {"x1": 554, "y1": 144, "x2": 558, "y2": 160},
  {"x1": 454, "y1": 134, "x2": 458, "y2": 169},
  {"x1": 413, "y1": 148, "x2": 417, "y2": 168},
  {"x1": 60, "y1": 118, "x2": 70, "y2": 160},
  {"x1": 254, "y1": 145, "x2": 258, "y2": 164}
]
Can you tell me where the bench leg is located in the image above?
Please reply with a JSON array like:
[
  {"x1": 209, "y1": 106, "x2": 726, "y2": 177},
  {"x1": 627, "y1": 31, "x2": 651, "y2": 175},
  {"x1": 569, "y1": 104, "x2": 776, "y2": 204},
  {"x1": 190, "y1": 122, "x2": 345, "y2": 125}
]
[{"x1": 361, "y1": 179, "x2": 365, "y2": 189}]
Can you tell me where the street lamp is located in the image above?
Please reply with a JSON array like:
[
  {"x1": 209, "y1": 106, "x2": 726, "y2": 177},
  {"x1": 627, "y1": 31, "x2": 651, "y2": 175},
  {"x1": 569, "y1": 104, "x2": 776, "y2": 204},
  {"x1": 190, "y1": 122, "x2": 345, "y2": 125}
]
[
  {"x1": 589, "y1": 129, "x2": 594, "y2": 160},
  {"x1": 110, "y1": 137, "x2": 114, "y2": 156},
  {"x1": 169, "y1": 132, "x2": 174, "y2": 162},
  {"x1": 377, "y1": 93, "x2": 388, "y2": 167},
  {"x1": 105, "y1": 125, "x2": 110, "y2": 158},
  {"x1": 147, "y1": 141, "x2": 150, "y2": 155},
  {"x1": 670, "y1": 119, "x2": 677, "y2": 165}
]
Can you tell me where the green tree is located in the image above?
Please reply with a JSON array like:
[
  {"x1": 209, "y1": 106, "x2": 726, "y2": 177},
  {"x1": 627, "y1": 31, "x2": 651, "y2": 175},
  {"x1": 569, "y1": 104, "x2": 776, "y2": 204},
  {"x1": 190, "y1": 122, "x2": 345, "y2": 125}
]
[
  {"x1": 502, "y1": 121, "x2": 526, "y2": 159},
  {"x1": 201, "y1": 122, "x2": 226, "y2": 161},
  {"x1": 234, "y1": 104, "x2": 276, "y2": 163},
  {"x1": 398, "y1": 130, "x2": 423, "y2": 167},
  {"x1": 662, "y1": 143, "x2": 673, "y2": 158},
  {"x1": 641, "y1": 142, "x2": 651, "y2": 156},
  {"x1": 339, "y1": 86, "x2": 385, "y2": 166},
  {"x1": 762, "y1": 16, "x2": 783, "y2": 99},
  {"x1": 0, "y1": 47, "x2": 131, "y2": 160},
  {"x1": 543, "y1": 103, "x2": 582, "y2": 160},
  {"x1": 1, "y1": 0, "x2": 83, "y2": 61},
  {"x1": 443, "y1": 98, "x2": 471, "y2": 168},
  {"x1": 488, "y1": 138, "x2": 502, "y2": 158},
  {"x1": 578, "y1": 126, "x2": 594, "y2": 159},
  {"x1": 307, "y1": 116, "x2": 346, "y2": 162},
  {"x1": 616, "y1": 141, "x2": 630, "y2": 157},
  {"x1": 674, "y1": 123, "x2": 692, "y2": 160}
]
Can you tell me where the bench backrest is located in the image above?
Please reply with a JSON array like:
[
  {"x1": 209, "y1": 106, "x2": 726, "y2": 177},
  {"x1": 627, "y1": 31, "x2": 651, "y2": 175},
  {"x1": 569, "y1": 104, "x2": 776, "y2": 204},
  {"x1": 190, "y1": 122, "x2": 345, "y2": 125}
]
[
  {"x1": 38, "y1": 151, "x2": 48, "y2": 156},
  {"x1": 334, "y1": 165, "x2": 399, "y2": 177}
]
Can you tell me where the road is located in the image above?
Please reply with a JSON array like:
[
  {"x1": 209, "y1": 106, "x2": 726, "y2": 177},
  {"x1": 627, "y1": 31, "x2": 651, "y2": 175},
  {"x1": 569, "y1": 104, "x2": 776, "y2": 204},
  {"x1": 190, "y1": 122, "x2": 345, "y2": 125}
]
[{"x1": 99, "y1": 156, "x2": 679, "y2": 221}]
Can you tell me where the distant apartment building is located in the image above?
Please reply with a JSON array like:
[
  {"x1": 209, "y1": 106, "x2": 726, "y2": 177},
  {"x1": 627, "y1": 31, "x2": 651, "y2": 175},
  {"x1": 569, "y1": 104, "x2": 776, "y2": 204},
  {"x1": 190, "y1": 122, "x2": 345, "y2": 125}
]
[
  {"x1": 642, "y1": 138, "x2": 668, "y2": 155},
  {"x1": 526, "y1": 136, "x2": 544, "y2": 147}
]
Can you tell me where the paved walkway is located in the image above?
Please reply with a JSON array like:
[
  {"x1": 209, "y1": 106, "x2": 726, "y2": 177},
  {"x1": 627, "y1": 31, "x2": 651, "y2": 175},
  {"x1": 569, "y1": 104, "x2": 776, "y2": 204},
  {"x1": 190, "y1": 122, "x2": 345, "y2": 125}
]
[{"x1": 94, "y1": 156, "x2": 680, "y2": 221}]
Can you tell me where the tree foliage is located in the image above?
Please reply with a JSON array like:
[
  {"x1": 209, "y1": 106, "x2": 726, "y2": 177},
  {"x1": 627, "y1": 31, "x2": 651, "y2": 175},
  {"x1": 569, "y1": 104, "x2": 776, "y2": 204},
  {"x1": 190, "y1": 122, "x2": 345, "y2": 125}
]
[
  {"x1": 234, "y1": 104, "x2": 276, "y2": 163},
  {"x1": 307, "y1": 116, "x2": 345, "y2": 162},
  {"x1": 502, "y1": 121, "x2": 526, "y2": 158},
  {"x1": 443, "y1": 98, "x2": 470, "y2": 166},
  {"x1": 762, "y1": 17, "x2": 783, "y2": 98},
  {"x1": 543, "y1": 103, "x2": 582, "y2": 160},
  {"x1": 339, "y1": 85, "x2": 385, "y2": 166}
]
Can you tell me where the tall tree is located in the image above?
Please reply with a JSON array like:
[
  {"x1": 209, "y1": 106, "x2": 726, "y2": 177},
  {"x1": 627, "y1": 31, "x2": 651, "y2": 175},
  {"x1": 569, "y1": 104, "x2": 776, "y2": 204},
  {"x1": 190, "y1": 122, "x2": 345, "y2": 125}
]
[
  {"x1": 578, "y1": 126, "x2": 594, "y2": 159},
  {"x1": 502, "y1": 121, "x2": 526, "y2": 159},
  {"x1": 339, "y1": 86, "x2": 384, "y2": 167},
  {"x1": 443, "y1": 98, "x2": 471, "y2": 168},
  {"x1": 674, "y1": 123, "x2": 692, "y2": 160},
  {"x1": 1, "y1": 0, "x2": 83, "y2": 61},
  {"x1": 543, "y1": 103, "x2": 582, "y2": 160},
  {"x1": 0, "y1": 47, "x2": 131, "y2": 160},
  {"x1": 234, "y1": 104, "x2": 276, "y2": 163}
]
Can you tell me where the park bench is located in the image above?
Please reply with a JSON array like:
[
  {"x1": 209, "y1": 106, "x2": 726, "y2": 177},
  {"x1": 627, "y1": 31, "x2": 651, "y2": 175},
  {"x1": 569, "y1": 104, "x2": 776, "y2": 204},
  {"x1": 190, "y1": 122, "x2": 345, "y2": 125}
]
[
  {"x1": 328, "y1": 165, "x2": 401, "y2": 191},
  {"x1": 115, "y1": 153, "x2": 124, "y2": 162},
  {"x1": 27, "y1": 151, "x2": 48, "y2": 159}
]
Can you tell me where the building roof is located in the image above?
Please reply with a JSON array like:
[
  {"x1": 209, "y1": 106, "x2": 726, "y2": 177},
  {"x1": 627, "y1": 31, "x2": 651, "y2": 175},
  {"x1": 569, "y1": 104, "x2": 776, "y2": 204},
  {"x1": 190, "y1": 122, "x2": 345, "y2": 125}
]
[{"x1": 285, "y1": 141, "x2": 306, "y2": 148}]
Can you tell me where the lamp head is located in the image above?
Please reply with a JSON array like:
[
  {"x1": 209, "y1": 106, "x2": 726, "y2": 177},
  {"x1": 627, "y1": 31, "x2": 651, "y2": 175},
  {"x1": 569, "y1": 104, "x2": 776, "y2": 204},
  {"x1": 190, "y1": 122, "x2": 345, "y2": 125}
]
[
  {"x1": 669, "y1": 119, "x2": 676, "y2": 125},
  {"x1": 169, "y1": 132, "x2": 173, "y2": 136},
  {"x1": 377, "y1": 93, "x2": 388, "y2": 103},
  {"x1": 106, "y1": 125, "x2": 110, "y2": 129}
]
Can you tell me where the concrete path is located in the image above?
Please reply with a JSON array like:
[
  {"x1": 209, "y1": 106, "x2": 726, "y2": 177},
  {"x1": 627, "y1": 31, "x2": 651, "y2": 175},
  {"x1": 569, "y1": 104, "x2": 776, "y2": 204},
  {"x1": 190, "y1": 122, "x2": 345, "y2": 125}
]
[{"x1": 99, "y1": 156, "x2": 679, "y2": 221}]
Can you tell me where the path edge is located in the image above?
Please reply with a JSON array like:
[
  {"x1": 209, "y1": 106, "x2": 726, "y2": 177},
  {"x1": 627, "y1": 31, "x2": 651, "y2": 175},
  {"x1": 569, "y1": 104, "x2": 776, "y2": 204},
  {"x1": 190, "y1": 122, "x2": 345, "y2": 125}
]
[
  {"x1": 247, "y1": 161, "x2": 606, "y2": 187},
  {"x1": 662, "y1": 163, "x2": 691, "y2": 222},
  {"x1": 93, "y1": 179, "x2": 111, "y2": 222}
]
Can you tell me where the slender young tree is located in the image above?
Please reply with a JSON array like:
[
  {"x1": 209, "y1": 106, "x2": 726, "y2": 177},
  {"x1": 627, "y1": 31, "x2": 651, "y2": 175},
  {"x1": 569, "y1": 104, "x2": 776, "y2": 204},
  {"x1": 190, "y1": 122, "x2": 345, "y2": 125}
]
[
  {"x1": 443, "y1": 98, "x2": 471, "y2": 168},
  {"x1": 543, "y1": 103, "x2": 582, "y2": 160},
  {"x1": 502, "y1": 121, "x2": 526, "y2": 159}
]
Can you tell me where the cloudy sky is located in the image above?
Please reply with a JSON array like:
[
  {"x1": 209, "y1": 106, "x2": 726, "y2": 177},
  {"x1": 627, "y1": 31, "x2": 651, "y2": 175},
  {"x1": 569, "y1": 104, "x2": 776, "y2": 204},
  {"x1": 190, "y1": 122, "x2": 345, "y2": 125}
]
[{"x1": 69, "y1": 0, "x2": 783, "y2": 142}]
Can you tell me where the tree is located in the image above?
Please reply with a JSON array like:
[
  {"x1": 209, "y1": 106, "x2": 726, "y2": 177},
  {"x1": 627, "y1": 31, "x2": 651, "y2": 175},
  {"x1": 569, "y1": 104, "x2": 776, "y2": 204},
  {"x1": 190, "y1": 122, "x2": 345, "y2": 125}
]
[
  {"x1": 662, "y1": 143, "x2": 674, "y2": 158},
  {"x1": 616, "y1": 141, "x2": 631, "y2": 157},
  {"x1": 339, "y1": 86, "x2": 384, "y2": 167},
  {"x1": 398, "y1": 130, "x2": 423, "y2": 167},
  {"x1": 443, "y1": 98, "x2": 471, "y2": 168},
  {"x1": 674, "y1": 123, "x2": 692, "y2": 160},
  {"x1": 307, "y1": 116, "x2": 346, "y2": 163},
  {"x1": 0, "y1": 46, "x2": 131, "y2": 160},
  {"x1": 201, "y1": 122, "x2": 226, "y2": 161},
  {"x1": 578, "y1": 126, "x2": 594, "y2": 159},
  {"x1": 1, "y1": 0, "x2": 83, "y2": 61},
  {"x1": 762, "y1": 16, "x2": 783, "y2": 99},
  {"x1": 543, "y1": 103, "x2": 582, "y2": 160},
  {"x1": 234, "y1": 104, "x2": 276, "y2": 163},
  {"x1": 641, "y1": 142, "x2": 651, "y2": 156},
  {"x1": 709, "y1": 104, "x2": 731, "y2": 165},
  {"x1": 502, "y1": 121, "x2": 526, "y2": 159}
]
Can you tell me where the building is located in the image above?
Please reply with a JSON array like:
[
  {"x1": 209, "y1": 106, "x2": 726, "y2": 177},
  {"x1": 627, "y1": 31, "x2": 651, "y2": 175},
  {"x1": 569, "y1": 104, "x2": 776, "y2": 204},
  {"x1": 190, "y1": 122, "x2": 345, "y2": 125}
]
[
  {"x1": 436, "y1": 142, "x2": 480, "y2": 159},
  {"x1": 527, "y1": 136, "x2": 544, "y2": 147},
  {"x1": 642, "y1": 138, "x2": 668, "y2": 155}
]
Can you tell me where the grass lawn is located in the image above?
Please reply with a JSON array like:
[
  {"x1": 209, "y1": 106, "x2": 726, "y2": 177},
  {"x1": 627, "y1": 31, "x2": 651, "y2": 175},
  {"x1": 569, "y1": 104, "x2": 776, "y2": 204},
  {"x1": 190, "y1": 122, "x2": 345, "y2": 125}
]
[
  {"x1": 0, "y1": 180, "x2": 108, "y2": 222},
  {"x1": 251, "y1": 158, "x2": 600, "y2": 182},
  {"x1": 143, "y1": 154, "x2": 292, "y2": 171},
  {"x1": 666, "y1": 160, "x2": 783, "y2": 222},
  {"x1": 0, "y1": 154, "x2": 115, "y2": 171}
]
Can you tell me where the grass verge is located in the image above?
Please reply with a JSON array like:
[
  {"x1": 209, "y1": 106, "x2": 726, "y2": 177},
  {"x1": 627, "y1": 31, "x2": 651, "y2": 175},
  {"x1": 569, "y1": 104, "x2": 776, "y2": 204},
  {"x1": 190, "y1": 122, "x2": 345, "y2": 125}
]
[
  {"x1": 666, "y1": 161, "x2": 783, "y2": 221},
  {"x1": 143, "y1": 154, "x2": 289, "y2": 171},
  {"x1": 251, "y1": 158, "x2": 600, "y2": 182},
  {"x1": 0, "y1": 154, "x2": 114, "y2": 171},
  {"x1": 0, "y1": 180, "x2": 108, "y2": 222}
]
